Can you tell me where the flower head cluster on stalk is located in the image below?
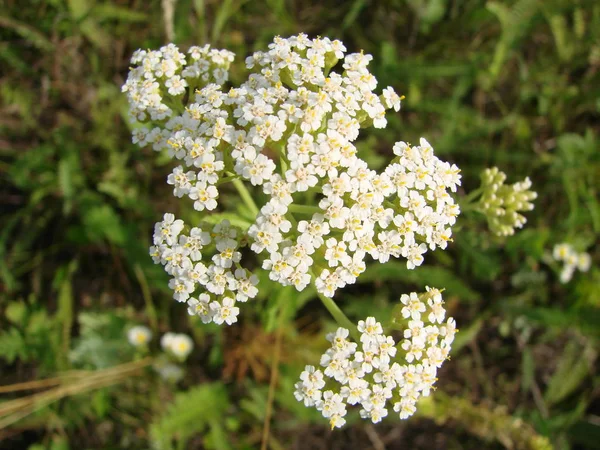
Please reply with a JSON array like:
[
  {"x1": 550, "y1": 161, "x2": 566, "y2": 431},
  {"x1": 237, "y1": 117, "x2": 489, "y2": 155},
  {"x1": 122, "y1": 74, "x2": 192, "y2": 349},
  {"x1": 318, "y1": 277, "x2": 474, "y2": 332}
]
[
  {"x1": 475, "y1": 167, "x2": 537, "y2": 236},
  {"x1": 123, "y1": 34, "x2": 461, "y2": 324},
  {"x1": 294, "y1": 288, "x2": 456, "y2": 428}
]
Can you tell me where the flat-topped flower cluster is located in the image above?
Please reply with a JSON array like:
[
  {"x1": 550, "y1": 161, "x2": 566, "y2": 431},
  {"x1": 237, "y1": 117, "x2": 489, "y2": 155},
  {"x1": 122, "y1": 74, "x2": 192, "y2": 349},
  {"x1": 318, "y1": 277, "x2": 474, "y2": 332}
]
[
  {"x1": 123, "y1": 34, "x2": 461, "y2": 324},
  {"x1": 294, "y1": 288, "x2": 456, "y2": 428}
]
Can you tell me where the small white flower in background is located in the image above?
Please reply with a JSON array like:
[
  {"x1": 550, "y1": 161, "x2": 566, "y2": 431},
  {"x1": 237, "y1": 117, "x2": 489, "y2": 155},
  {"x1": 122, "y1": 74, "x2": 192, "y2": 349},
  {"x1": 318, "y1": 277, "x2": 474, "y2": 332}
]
[
  {"x1": 295, "y1": 288, "x2": 456, "y2": 428},
  {"x1": 577, "y1": 253, "x2": 591, "y2": 272},
  {"x1": 552, "y1": 243, "x2": 591, "y2": 283},
  {"x1": 127, "y1": 325, "x2": 152, "y2": 347},
  {"x1": 161, "y1": 332, "x2": 194, "y2": 360},
  {"x1": 160, "y1": 332, "x2": 176, "y2": 350},
  {"x1": 552, "y1": 243, "x2": 573, "y2": 261},
  {"x1": 156, "y1": 362, "x2": 185, "y2": 383}
]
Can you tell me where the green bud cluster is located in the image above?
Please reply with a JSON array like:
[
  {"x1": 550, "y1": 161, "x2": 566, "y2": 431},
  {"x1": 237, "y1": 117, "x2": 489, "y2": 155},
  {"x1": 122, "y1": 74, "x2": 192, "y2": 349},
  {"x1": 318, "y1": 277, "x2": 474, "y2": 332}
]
[{"x1": 476, "y1": 167, "x2": 537, "y2": 236}]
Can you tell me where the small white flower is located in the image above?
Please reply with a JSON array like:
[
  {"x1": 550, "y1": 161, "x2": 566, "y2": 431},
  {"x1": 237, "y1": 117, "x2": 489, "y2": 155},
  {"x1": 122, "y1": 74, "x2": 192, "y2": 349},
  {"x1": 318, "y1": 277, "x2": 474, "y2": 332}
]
[
  {"x1": 156, "y1": 363, "x2": 185, "y2": 383},
  {"x1": 161, "y1": 332, "x2": 176, "y2": 351},
  {"x1": 553, "y1": 243, "x2": 574, "y2": 261},
  {"x1": 188, "y1": 181, "x2": 219, "y2": 211},
  {"x1": 128, "y1": 325, "x2": 152, "y2": 347},
  {"x1": 382, "y1": 86, "x2": 401, "y2": 111},
  {"x1": 168, "y1": 277, "x2": 194, "y2": 302},
  {"x1": 187, "y1": 294, "x2": 213, "y2": 323},
  {"x1": 165, "y1": 75, "x2": 188, "y2": 96},
  {"x1": 577, "y1": 253, "x2": 591, "y2": 272},
  {"x1": 210, "y1": 297, "x2": 240, "y2": 325},
  {"x1": 168, "y1": 334, "x2": 195, "y2": 360},
  {"x1": 154, "y1": 213, "x2": 184, "y2": 246},
  {"x1": 357, "y1": 317, "x2": 383, "y2": 345}
]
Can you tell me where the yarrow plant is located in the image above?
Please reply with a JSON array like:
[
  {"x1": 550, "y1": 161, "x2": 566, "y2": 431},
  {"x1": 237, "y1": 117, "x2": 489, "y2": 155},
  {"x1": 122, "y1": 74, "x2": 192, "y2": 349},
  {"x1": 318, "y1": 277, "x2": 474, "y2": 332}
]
[{"x1": 123, "y1": 34, "x2": 534, "y2": 427}]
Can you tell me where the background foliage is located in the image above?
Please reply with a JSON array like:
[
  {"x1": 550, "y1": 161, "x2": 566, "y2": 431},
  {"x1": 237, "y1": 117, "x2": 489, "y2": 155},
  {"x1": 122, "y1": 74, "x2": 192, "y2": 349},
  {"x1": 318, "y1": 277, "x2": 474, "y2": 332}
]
[{"x1": 1, "y1": 0, "x2": 599, "y2": 448}]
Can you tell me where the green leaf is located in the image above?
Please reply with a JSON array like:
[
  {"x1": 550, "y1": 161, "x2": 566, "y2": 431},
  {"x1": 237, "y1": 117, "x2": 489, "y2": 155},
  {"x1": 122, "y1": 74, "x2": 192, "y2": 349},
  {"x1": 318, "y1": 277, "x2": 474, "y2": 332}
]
[
  {"x1": 0, "y1": 15, "x2": 54, "y2": 51},
  {"x1": 521, "y1": 347, "x2": 535, "y2": 393},
  {"x1": 68, "y1": 0, "x2": 93, "y2": 21},
  {"x1": 70, "y1": 312, "x2": 132, "y2": 369},
  {"x1": 5, "y1": 301, "x2": 26, "y2": 324},
  {"x1": 205, "y1": 420, "x2": 231, "y2": 450},
  {"x1": 27, "y1": 310, "x2": 51, "y2": 335},
  {"x1": 342, "y1": 0, "x2": 367, "y2": 30},
  {"x1": 212, "y1": 0, "x2": 235, "y2": 43},
  {"x1": 512, "y1": 306, "x2": 600, "y2": 337},
  {"x1": 544, "y1": 340, "x2": 594, "y2": 406},
  {"x1": 82, "y1": 204, "x2": 127, "y2": 246},
  {"x1": 56, "y1": 261, "x2": 77, "y2": 370},
  {"x1": 0, "y1": 328, "x2": 27, "y2": 363},
  {"x1": 150, "y1": 383, "x2": 230, "y2": 449},
  {"x1": 264, "y1": 285, "x2": 314, "y2": 333},
  {"x1": 49, "y1": 435, "x2": 70, "y2": 450},
  {"x1": 91, "y1": 4, "x2": 147, "y2": 22},
  {"x1": 91, "y1": 389, "x2": 111, "y2": 419}
]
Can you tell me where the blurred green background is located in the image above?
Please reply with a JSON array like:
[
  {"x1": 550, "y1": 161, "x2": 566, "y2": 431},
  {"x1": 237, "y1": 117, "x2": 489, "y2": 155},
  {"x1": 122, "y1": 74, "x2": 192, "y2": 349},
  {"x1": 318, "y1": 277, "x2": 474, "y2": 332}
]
[{"x1": 1, "y1": 0, "x2": 599, "y2": 449}]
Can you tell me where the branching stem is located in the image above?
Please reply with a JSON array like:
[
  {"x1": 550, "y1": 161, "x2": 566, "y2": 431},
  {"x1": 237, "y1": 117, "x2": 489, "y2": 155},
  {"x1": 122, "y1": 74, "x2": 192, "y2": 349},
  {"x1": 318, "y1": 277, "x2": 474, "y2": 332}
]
[
  {"x1": 288, "y1": 204, "x2": 321, "y2": 215},
  {"x1": 314, "y1": 287, "x2": 359, "y2": 341},
  {"x1": 227, "y1": 172, "x2": 259, "y2": 217}
]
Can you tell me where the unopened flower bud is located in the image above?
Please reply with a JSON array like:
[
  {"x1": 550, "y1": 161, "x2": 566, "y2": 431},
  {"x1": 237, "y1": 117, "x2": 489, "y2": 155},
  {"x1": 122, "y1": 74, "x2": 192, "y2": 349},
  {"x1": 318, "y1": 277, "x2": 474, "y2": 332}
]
[{"x1": 476, "y1": 167, "x2": 537, "y2": 236}]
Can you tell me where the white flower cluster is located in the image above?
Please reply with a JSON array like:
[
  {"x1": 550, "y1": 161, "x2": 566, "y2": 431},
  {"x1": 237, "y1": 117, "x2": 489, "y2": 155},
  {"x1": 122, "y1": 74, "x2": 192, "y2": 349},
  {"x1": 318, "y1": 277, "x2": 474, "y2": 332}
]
[
  {"x1": 476, "y1": 167, "x2": 537, "y2": 236},
  {"x1": 122, "y1": 43, "x2": 234, "y2": 123},
  {"x1": 124, "y1": 34, "x2": 461, "y2": 318},
  {"x1": 552, "y1": 243, "x2": 591, "y2": 283},
  {"x1": 150, "y1": 213, "x2": 259, "y2": 326},
  {"x1": 294, "y1": 288, "x2": 456, "y2": 428}
]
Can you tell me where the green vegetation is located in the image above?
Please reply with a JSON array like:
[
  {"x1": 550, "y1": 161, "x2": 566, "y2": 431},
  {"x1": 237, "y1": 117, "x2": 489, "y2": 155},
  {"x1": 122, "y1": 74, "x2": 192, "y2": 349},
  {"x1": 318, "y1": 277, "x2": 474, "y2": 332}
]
[{"x1": 1, "y1": 0, "x2": 599, "y2": 448}]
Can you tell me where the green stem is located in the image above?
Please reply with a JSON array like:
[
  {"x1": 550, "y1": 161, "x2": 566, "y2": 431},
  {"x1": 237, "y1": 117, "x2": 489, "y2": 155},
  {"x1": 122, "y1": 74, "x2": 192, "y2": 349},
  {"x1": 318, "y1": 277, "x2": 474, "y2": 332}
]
[
  {"x1": 314, "y1": 288, "x2": 360, "y2": 341},
  {"x1": 278, "y1": 146, "x2": 288, "y2": 175},
  {"x1": 216, "y1": 174, "x2": 239, "y2": 186},
  {"x1": 228, "y1": 172, "x2": 259, "y2": 217},
  {"x1": 288, "y1": 204, "x2": 321, "y2": 215},
  {"x1": 162, "y1": 95, "x2": 184, "y2": 115},
  {"x1": 463, "y1": 187, "x2": 483, "y2": 204},
  {"x1": 459, "y1": 203, "x2": 482, "y2": 213},
  {"x1": 286, "y1": 212, "x2": 298, "y2": 228},
  {"x1": 384, "y1": 200, "x2": 397, "y2": 210},
  {"x1": 134, "y1": 264, "x2": 158, "y2": 333}
]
